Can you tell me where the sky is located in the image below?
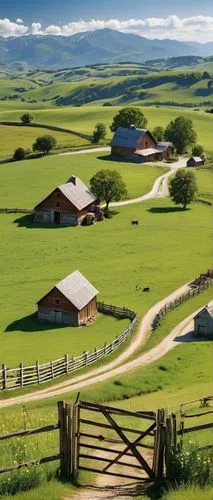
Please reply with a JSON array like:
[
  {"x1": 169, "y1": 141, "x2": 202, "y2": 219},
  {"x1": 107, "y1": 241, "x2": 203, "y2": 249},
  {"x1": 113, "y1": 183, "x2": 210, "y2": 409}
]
[{"x1": 0, "y1": 0, "x2": 213, "y2": 42}]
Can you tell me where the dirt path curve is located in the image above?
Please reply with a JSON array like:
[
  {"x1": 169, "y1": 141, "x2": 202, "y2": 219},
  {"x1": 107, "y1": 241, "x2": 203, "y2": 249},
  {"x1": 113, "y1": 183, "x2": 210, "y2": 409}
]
[
  {"x1": 59, "y1": 146, "x2": 111, "y2": 156},
  {"x1": 0, "y1": 281, "x2": 194, "y2": 408}
]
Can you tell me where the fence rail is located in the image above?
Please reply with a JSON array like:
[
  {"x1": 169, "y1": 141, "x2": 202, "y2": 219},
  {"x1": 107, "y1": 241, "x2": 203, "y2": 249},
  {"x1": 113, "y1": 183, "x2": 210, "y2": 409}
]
[
  {"x1": 0, "y1": 208, "x2": 32, "y2": 214},
  {"x1": 152, "y1": 278, "x2": 212, "y2": 330},
  {"x1": 0, "y1": 302, "x2": 136, "y2": 391}
]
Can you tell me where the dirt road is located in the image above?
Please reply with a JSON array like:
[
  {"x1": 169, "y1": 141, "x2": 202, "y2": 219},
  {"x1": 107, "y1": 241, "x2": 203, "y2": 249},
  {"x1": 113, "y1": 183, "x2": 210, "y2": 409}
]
[{"x1": 0, "y1": 281, "x2": 200, "y2": 409}]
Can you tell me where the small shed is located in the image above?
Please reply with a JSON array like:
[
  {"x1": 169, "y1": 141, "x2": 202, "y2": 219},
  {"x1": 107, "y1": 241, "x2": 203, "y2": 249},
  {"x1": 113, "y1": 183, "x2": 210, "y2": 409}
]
[
  {"x1": 37, "y1": 270, "x2": 99, "y2": 326},
  {"x1": 187, "y1": 157, "x2": 204, "y2": 167},
  {"x1": 194, "y1": 304, "x2": 213, "y2": 338},
  {"x1": 34, "y1": 175, "x2": 99, "y2": 226}
]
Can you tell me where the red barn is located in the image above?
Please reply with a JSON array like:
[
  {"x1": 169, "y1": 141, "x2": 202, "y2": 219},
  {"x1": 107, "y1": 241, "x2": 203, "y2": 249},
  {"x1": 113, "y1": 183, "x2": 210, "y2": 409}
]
[
  {"x1": 37, "y1": 270, "x2": 99, "y2": 327},
  {"x1": 34, "y1": 175, "x2": 99, "y2": 226},
  {"x1": 111, "y1": 126, "x2": 174, "y2": 162}
]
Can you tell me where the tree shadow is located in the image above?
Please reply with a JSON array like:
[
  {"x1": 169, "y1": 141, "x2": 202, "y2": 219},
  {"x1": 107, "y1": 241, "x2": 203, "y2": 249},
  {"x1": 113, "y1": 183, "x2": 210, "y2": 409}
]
[
  {"x1": 175, "y1": 330, "x2": 213, "y2": 343},
  {"x1": 5, "y1": 312, "x2": 66, "y2": 332},
  {"x1": 104, "y1": 209, "x2": 120, "y2": 219},
  {"x1": 147, "y1": 207, "x2": 190, "y2": 214}
]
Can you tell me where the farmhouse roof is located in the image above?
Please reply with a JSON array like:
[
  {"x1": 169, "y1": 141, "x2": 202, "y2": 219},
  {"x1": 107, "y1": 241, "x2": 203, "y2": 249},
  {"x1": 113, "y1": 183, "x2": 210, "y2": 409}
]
[
  {"x1": 194, "y1": 302, "x2": 213, "y2": 320},
  {"x1": 157, "y1": 141, "x2": 174, "y2": 151},
  {"x1": 59, "y1": 176, "x2": 97, "y2": 211},
  {"x1": 55, "y1": 270, "x2": 99, "y2": 310},
  {"x1": 135, "y1": 148, "x2": 160, "y2": 157},
  {"x1": 188, "y1": 156, "x2": 203, "y2": 163},
  {"x1": 111, "y1": 126, "x2": 150, "y2": 149}
]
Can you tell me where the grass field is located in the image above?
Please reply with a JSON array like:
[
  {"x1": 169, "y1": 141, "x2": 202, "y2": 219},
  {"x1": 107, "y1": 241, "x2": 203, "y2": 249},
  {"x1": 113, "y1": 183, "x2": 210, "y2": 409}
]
[
  {"x1": 0, "y1": 193, "x2": 211, "y2": 366},
  {"x1": 194, "y1": 167, "x2": 213, "y2": 203},
  {"x1": 0, "y1": 125, "x2": 90, "y2": 160},
  {"x1": 0, "y1": 152, "x2": 168, "y2": 206},
  {"x1": 0, "y1": 106, "x2": 212, "y2": 154}
]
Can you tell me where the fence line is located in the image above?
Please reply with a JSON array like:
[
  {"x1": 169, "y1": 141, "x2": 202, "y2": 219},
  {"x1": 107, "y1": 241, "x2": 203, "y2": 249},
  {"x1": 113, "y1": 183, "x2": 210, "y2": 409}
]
[
  {"x1": 152, "y1": 278, "x2": 212, "y2": 330},
  {"x1": 0, "y1": 208, "x2": 32, "y2": 214},
  {"x1": 0, "y1": 302, "x2": 137, "y2": 391}
]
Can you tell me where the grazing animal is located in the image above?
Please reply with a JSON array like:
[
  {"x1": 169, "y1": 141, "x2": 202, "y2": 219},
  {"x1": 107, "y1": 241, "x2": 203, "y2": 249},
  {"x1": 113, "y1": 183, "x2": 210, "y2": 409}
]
[
  {"x1": 131, "y1": 220, "x2": 139, "y2": 225},
  {"x1": 143, "y1": 287, "x2": 150, "y2": 292},
  {"x1": 136, "y1": 283, "x2": 142, "y2": 292}
]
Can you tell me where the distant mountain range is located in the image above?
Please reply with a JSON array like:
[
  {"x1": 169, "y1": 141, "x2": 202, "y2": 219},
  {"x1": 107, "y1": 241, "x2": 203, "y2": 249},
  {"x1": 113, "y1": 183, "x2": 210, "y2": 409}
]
[{"x1": 0, "y1": 29, "x2": 213, "y2": 69}]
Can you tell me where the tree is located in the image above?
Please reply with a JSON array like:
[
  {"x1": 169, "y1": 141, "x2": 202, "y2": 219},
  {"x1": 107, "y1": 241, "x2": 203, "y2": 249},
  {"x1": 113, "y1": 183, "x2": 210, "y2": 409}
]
[
  {"x1": 164, "y1": 115, "x2": 197, "y2": 154},
  {"x1": 90, "y1": 169, "x2": 127, "y2": 211},
  {"x1": 20, "y1": 113, "x2": 34, "y2": 125},
  {"x1": 32, "y1": 135, "x2": 57, "y2": 155},
  {"x1": 13, "y1": 147, "x2": 26, "y2": 161},
  {"x1": 152, "y1": 126, "x2": 164, "y2": 141},
  {"x1": 192, "y1": 144, "x2": 204, "y2": 156},
  {"x1": 169, "y1": 169, "x2": 197, "y2": 210},
  {"x1": 110, "y1": 107, "x2": 148, "y2": 132},
  {"x1": 92, "y1": 122, "x2": 107, "y2": 143}
]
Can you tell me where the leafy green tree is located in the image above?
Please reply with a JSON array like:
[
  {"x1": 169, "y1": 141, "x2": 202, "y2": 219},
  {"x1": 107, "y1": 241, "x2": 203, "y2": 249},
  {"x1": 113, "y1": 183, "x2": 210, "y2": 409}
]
[
  {"x1": 90, "y1": 169, "x2": 127, "y2": 211},
  {"x1": 152, "y1": 126, "x2": 164, "y2": 141},
  {"x1": 192, "y1": 144, "x2": 204, "y2": 156},
  {"x1": 169, "y1": 169, "x2": 197, "y2": 210},
  {"x1": 32, "y1": 135, "x2": 57, "y2": 155},
  {"x1": 13, "y1": 147, "x2": 26, "y2": 161},
  {"x1": 110, "y1": 107, "x2": 148, "y2": 132},
  {"x1": 92, "y1": 122, "x2": 107, "y2": 143},
  {"x1": 20, "y1": 113, "x2": 34, "y2": 125},
  {"x1": 165, "y1": 115, "x2": 197, "y2": 154}
]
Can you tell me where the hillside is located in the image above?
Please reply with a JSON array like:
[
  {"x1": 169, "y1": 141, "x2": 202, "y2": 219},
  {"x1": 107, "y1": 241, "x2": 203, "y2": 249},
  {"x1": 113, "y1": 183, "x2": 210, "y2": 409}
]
[{"x1": 0, "y1": 29, "x2": 213, "y2": 69}]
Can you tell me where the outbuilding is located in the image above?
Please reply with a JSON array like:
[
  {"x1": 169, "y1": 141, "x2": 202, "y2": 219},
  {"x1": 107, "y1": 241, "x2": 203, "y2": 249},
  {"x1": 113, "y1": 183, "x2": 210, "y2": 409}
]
[
  {"x1": 37, "y1": 270, "x2": 99, "y2": 326},
  {"x1": 187, "y1": 157, "x2": 204, "y2": 167},
  {"x1": 194, "y1": 304, "x2": 213, "y2": 338},
  {"x1": 34, "y1": 175, "x2": 99, "y2": 226},
  {"x1": 111, "y1": 126, "x2": 174, "y2": 162}
]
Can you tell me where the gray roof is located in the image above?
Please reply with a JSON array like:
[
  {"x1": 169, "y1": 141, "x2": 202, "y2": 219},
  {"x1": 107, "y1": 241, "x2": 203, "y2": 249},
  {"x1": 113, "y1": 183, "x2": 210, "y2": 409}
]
[
  {"x1": 111, "y1": 127, "x2": 148, "y2": 149},
  {"x1": 157, "y1": 141, "x2": 174, "y2": 151},
  {"x1": 187, "y1": 157, "x2": 203, "y2": 163},
  {"x1": 194, "y1": 302, "x2": 213, "y2": 319},
  {"x1": 59, "y1": 176, "x2": 97, "y2": 211},
  {"x1": 56, "y1": 270, "x2": 99, "y2": 310},
  {"x1": 135, "y1": 148, "x2": 160, "y2": 157}
]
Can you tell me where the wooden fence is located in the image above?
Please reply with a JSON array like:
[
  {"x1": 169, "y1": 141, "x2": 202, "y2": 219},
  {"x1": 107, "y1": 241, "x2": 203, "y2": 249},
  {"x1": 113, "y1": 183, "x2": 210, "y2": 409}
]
[
  {"x1": 0, "y1": 302, "x2": 136, "y2": 391},
  {"x1": 0, "y1": 208, "x2": 32, "y2": 214},
  {"x1": 1, "y1": 397, "x2": 212, "y2": 481},
  {"x1": 152, "y1": 278, "x2": 212, "y2": 330}
]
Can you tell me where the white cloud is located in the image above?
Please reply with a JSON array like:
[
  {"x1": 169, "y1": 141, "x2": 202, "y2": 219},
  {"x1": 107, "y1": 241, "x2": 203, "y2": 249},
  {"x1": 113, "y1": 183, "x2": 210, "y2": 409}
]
[
  {"x1": 0, "y1": 15, "x2": 213, "y2": 42},
  {"x1": 16, "y1": 18, "x2": 24, "y2": 24},
  {"x1": 0, "y1": 18, "x2": 28, "y2": 37}
]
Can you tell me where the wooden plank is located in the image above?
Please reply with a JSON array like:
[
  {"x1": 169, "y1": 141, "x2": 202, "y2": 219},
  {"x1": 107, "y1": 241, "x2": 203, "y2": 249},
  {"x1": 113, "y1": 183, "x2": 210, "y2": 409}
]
[
  {"x1": 0, "y1": 454, "x2": 61, "y2": 474},
  {"x1": 78, "y1": 466, "x2": 148, "y2": 482},
  {"x1": 58, "y1": 400, "x2": 66, "y2": 477},
  {"x1": 79, "y1": 453, "x2": 142, "y2": 470},
  {"x1": 183, "y1": 410, "x2": 213, "y2": 418},
  {"x1": 80, "y1": 418, "x2": 154, "y2": 436},
  {"x1": 177, "y1": 422, "x2": 213, "y2": 435},
  {"x1": 102, "y1": 408, "x2": 154, "y2": 479},
  {"x1": 79, "y1": 401, "x2": 156, "y2": 420},
  {"x1": 0, "y1": 423, "x2": 59, "y2": 441}
]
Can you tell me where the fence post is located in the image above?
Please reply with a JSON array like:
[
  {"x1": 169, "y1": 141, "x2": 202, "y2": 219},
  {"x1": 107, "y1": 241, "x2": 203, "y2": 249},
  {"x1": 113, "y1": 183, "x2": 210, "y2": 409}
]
[
  {"x1": 58, "y1": 400, "x2": 67, "y2": 479},
  {"x1": 19, "y1": 362, "x2": 24, "y2": 388},
  {"x1": 153, "y1": 408, "x2": 166, "y2": 478},
  {"x1": 36, "y1": 360, "x2": 40, "y2": 383},
  {"x1": 71, "y1": 403, "x2": 77, "y2": 482},
  {"x1": 51, "y1": 361, "x2": 54, "y2": 379},
  {"x1": 65, "y1": 354, "x2": 69, "y2": 375},
  {"x1": 2, "y1": 364, "x2": 7, "y2": 390}
]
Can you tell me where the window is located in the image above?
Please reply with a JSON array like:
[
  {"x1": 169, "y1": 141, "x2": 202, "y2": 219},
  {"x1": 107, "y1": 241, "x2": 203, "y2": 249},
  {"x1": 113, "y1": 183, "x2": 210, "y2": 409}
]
[
  {"x1": 56, "y1": 299, "x2": 60, "y2": 305},
  {"x1": 56, "y1": 202, "x2": 60, "y2": 207}
]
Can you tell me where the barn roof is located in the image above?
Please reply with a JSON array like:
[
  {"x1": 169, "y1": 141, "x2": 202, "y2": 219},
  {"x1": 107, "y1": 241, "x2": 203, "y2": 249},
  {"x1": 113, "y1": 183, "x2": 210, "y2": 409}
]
[
  {"x1": 194, "y1": 302, "x2": 213, "y2": 319},
  {"x1": 157, "y1": 141, "x2": 174, "y2": 151},
  {"x1": 59, "y1": 176, "x2": 97, "y2": 211},
  {"x1": 187, "y1": 156, "x2": 203, "y2": 163},
  {"x1": 56, "y1": 270, "x2": 99, "y2": 310},
  {"x1": 111, "y1": 126, "x2": 151, "y2": 149},
  {"x1": 135, "y1": 148, "x2": 160, "y2": 157}
]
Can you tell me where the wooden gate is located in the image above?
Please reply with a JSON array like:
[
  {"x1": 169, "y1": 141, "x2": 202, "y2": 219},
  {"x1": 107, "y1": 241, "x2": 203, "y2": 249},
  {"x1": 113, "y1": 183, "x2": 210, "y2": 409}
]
[{"x1": 70, "y1": 401, "x2": 165, "y2": 482}]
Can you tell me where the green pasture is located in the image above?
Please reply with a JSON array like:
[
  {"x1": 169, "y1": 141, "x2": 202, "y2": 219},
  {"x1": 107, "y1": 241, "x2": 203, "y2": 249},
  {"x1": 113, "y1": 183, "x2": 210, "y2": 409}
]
[
  {"x1": 0, "y1": 78, "x2": 37, "y2": 98},
  {"x1": 0, "y1": 152, "x2": 168, "y2": 206},
  {"x1": 0, "y1": 125, "x2": 90, "y2": 160},
  {"x1": 194, "y1": 167, "x2": 213, "y2": 203},
  {"x1": 0, "y1": 106, "x2": 212, "y2": 153},
  {"x1": 0, "y1": 192, "x2": 211, "y2": 366}
]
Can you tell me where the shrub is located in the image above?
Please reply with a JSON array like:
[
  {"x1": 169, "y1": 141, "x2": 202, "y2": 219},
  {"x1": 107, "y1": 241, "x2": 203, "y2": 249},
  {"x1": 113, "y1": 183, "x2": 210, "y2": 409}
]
[
  {"x1": 167, "y1": 443, "x2": 212, "y2": 488},
  {"x1": 13, "y1": 147, "x2": 26, "y2": 161}
]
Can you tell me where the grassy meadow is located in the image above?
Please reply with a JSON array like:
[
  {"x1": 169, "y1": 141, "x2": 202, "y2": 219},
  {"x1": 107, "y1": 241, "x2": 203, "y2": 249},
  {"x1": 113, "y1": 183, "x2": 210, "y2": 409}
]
[
  {"x1": 0, "y1": 105, "x2": 212, "y2": 154},
  {"x1": 194, "y1": 168, "x2": 213, "y2": 203},
  {"x1": 0, "y1": 125, "x2": 90, "y2": 160}
]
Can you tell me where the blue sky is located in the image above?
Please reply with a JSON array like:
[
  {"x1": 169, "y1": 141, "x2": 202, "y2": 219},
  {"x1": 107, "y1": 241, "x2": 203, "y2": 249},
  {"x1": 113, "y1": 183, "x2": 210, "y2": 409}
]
[{"x1": 0, "y1": 0, "x2": 213, "y2": 41}]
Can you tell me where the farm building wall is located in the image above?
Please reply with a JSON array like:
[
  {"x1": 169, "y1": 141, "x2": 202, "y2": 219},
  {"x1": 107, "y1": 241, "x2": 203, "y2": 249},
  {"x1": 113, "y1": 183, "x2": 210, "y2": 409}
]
[
  {"x1": 194, "y1": 311, "x2": 213, "y2": 337},
  {"x1": 137, "y1": 132, "x2": 156, "y2": 150},
  {"x1": 187, "y1": 158, "x2": 204, "y2": 167},
  {"x1": 37, "y1": 287, "x2": 97, "y2": 326}
]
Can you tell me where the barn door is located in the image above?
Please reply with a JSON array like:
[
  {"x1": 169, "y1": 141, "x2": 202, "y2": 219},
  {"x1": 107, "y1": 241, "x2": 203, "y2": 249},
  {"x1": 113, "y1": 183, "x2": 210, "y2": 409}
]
[{"x1": 54, "y1": 211, "x2": 61, "y2": 224}]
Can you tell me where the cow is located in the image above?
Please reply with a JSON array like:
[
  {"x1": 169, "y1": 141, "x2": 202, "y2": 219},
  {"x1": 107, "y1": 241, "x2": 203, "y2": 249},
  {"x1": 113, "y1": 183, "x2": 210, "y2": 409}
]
[
  {"x1": 131, "y1": 220, "x2": 139, "y2": 225},
  {"x1": 143, "y1": 287, "x2": 150, "y2": 292}
]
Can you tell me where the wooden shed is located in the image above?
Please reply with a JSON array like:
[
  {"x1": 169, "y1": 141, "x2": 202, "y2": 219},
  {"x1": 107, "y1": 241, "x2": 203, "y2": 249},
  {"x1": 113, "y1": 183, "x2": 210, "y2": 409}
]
[
  {"x1": 194, "y1": 304, "x2": 213, "y2": 338},
  {"x1": 34, "y1": 175, "x2": 99, "y2": 226},
  {"x1": 187, "y1": 157, "x2": 204, "y2": 167},
  {"x1": 111, "y1": 126, "x2": 174, "y2": 162},
  {"x1": 37, "y1": 270, "x2": 99, "y2": 327}
]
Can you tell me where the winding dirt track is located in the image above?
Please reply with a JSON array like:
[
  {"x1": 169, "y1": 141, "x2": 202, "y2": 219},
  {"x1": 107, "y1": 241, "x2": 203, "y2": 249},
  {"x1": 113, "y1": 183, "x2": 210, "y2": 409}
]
[{"x1": 0, "y1": 281, "x2": 197, "y2": 408}]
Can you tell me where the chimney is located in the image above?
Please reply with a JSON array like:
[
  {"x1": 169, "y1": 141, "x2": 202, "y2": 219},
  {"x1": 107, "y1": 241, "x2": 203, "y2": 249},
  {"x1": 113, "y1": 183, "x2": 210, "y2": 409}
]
[{"x1": 70, "y1": 175, "x2": 76, "y2": 185}]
